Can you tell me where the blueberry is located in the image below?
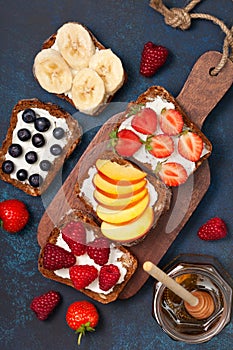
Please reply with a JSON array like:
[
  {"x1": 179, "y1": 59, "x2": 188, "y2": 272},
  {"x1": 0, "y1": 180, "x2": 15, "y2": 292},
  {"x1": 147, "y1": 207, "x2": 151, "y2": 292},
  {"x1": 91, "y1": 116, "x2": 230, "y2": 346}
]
[
  {"x1": 50, "y1": 144, "x2": 62, "y2": 156},
  {"x1": 17, "y1": 128, "x2": 31, "y2": 141},
  {"x1": 29, "y1": 174, "x2": 43, "y2": 187},
  {"x1": 8, "y1": 144, "x2": 22, "y2": 157},
  {"x1": 39, "y1": 160, "x2": 52, "y2": 171},
  {"x1": 53, "y1": 127, "x2": 65, "y2": 140},
  {"x1": 16, "y1": 169, "x2": 28, "y2": 181},
  {"x1": 2, "y1": 160, "x2": 14, "y2": 174},
  {"x1": 22, "y1": 108, "x2": 36, "y2": 123},
  {"x1": 32, "y1": 133, "x2": 45, "y2": 148},
  {"x1": 25, "y1": 151, "x2": 38, "y2": 164},
  {"x1": 34, "y1": 117, "x2": 51, "y2": 132}
]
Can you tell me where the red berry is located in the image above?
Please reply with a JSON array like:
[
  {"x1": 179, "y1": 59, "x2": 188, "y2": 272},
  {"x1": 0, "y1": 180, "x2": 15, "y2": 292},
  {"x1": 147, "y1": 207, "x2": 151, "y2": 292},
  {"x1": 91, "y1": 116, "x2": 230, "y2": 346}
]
[
  {"x1": 155, "y1": 161, "x2": 188, "y2": 187},
  {"x1": 69, "y1": 265, "x2": 98, "y2": 290},
  {"x1": 87, "y1": 237, "x2": 110, "y2": 266},
  {"x1": 131, "y1": 107, "x2": 157, "y2": 135},
  {"x1": 0, "y1": 199, "x2": 29, "y2": 233},
  {"x1": 99, "y1": 264, "x2": 120, "y2": 291},
  {"x1": 61, "y1": 221, "x2": 87, "y2": 256},
  {"x1": 178, "y1": 131, "x2": 203, "y2": 162},
  {"x1": 197, "y1": 217, "x2": 227, "y2": 241},
  {"x1": 115, "y1": 129, "x2": 142, "y2": 157},
  {"x1": 140, "y1": 42, "x2": 168, "y2": 77},
  {"x1": 43, "y1": 243, "x2": 76, "y2": 270},
  {"x1": 30, "y1": 290, "x2": 61, "y2": 321},
  {"x1": 160, "y1": 109, "x2": 184, "y2": 135},
  {"x1": 66, "y1": 301, "x2": 99, "y2": 345},
  {"x1": 147, "y1": 134, "x2": 174, "y2": 158}
]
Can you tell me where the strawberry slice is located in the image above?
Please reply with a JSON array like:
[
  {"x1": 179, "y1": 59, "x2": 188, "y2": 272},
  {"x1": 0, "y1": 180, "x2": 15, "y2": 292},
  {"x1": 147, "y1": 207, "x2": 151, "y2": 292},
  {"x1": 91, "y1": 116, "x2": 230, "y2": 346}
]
[
  {"x1": 147, "y1": 134, "x2": 174, "y2": 158},
  {"x1": 115, "y1": 129, "x2": 142, "y2": 157},
  {"x1": 160, "y1": 109, "x2": 184, "y2": 136},
  {"x1": 131, "y1": 107, "x2": 157, "y2": 135},
  {"x1": 178, "y1": 131, "x2": 203, "y2": 162},
  {"x1": 156, "y1": 162, "x2": 188, "y2": 186}
]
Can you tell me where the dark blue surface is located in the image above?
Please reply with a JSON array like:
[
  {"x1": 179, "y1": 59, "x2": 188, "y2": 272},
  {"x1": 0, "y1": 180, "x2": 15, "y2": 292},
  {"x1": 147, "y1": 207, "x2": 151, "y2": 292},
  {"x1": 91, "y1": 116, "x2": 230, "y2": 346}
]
[{"x1": 0, "y1": 1, "x2": 232, "y2": 349}]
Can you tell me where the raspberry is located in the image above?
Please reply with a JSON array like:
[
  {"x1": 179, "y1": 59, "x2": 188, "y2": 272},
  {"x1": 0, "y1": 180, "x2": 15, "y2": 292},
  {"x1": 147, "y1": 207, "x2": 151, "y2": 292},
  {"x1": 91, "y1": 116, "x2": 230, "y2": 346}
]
[
  {"x1": 87, "y1": 237, "x2": 110, "y2": 266},
  {"x1": 99, "y1": 264, "x2": 120, "y2": 291},
  {"x1": 61, "y1": 221, "x2": 87, "y2": 256},
  {"x1": 140, "y1": 42, "x2": 168, "y2": 77},
  {"x1": 43, "y1": 243, "x2": 76, "y2": 270},
  {"x1": 30, "y1": 290, "x2": 61, "y2": 320},
  {"x1": 69, "y1": 265, "x2": 98, "y2": 290},
  {"x1": 197, "y1": 217, "x2": 227, "y2": 241},
  {"x1": 0, "y1": 199, "x2": 29, "y2": 233}
]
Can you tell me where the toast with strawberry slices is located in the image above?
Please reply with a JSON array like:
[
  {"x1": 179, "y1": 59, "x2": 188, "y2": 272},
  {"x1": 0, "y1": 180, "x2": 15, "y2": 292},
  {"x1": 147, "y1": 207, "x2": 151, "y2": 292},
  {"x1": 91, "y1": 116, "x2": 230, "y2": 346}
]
[
  {"x1": 109, "y1": 86, "x2": 212, "y2": 187},
  {"x1": 38, "y1": 209, "x2": 138, "y2": 304}
]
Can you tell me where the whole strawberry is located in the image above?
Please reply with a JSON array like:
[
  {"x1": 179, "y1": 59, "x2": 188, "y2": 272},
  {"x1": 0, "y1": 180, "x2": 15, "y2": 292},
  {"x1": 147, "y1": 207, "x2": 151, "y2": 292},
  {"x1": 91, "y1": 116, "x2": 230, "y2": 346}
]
[
  {"x1": 0, "y1": 199, "x2": 29, "y2": 233},
  {"x1": 30, "y1": 290, "x2": 61, "y2": 321},
  {"x1": 140, "y1": 41, "x2": 168, "y2": 77},
  {"x1": 87, "y1": 237, "x2": 110, "y2": 266},
  {"x1": 43, "y1": 243, "x2": 76, "y2": 270},
  {"x1": 198, "y1": 217, "x2": 227, "y2": 241},
  {"x1": 66, "y1": 300, "x2": 99, "y2": 345}
]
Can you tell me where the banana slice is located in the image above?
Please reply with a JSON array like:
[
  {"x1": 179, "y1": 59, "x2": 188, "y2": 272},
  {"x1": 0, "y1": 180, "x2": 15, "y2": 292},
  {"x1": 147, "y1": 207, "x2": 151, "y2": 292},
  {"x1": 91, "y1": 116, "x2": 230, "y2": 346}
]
[
  {"x1": 89, "y1": 49, "x2": 124, "y2": 95},
  {"x1": 72, "y1": 68, "x2": 105, "y2": 114},
  {"x1": 34, "y1": 48, "x2": 73, "y2": 94},
  {"x1": 56, "y1": 22, "x2": 96, "y2": 71}
]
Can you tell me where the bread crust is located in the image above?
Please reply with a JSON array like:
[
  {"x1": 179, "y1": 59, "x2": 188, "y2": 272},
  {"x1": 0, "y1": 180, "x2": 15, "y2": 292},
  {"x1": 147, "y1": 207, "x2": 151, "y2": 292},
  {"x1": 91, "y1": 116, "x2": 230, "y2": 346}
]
[
  {"x1": 0, "y1": 98, "x2": 82, "y2": 196},
  {"x1": 34, "y1": 22, "x2": 127, "y2": 115},
  {"x1": 38, "y1": 209, "x2": 138, "y2": 304}
]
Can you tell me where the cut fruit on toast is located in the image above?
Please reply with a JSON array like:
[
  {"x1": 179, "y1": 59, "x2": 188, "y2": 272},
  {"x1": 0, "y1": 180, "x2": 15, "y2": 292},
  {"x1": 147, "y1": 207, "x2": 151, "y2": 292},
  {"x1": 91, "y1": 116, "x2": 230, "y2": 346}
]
[{"x1": 38, "y1": 210, "x2": 138, "y2": 304}]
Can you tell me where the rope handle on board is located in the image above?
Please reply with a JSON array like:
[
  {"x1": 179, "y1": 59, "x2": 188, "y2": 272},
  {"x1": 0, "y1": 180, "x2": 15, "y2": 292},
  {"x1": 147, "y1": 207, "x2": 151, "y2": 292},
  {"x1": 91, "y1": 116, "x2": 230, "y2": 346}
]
[{"x1": 149, "y1": 0, "x2": 233, "y2": 75}]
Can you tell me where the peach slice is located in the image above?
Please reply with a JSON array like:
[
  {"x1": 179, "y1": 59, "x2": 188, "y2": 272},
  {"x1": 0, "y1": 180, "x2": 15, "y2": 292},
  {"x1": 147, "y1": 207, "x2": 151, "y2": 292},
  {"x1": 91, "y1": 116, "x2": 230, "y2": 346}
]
[
  {"x1": 94, "y1": 187, "x2": 148, "y2": 209},
  {"x1": 93, "y1": 173, "x2": 147, "y2": 196},
  {"x1": 101, "y1": 206, "x2": 154, "y2": 243},
  {"x1": 96, "y1": 192, "x2": 149, "y2": 224},
  {"x1": 95, "y1": 159, "x2": 147, "y2": 183}
]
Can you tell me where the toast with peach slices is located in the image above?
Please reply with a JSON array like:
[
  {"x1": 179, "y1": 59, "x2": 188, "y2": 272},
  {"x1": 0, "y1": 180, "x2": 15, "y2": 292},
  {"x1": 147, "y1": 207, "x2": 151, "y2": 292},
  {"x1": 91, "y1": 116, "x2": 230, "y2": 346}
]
[
  {"x1": 75, "y1": 155, "x2": 172, "y2": 246},
  {"x1": 38, "y1": 210, "x2": 137, "y2": 303},
  {"x1": 109, "y1": 86, "x2": 212, "y2": 187}
]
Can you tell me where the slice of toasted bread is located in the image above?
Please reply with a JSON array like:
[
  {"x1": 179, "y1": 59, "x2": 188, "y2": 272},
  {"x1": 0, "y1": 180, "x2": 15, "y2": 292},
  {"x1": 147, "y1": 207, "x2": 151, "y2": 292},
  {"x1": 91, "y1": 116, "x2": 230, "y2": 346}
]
[
  {"x1": 0, "y1": 98, "x2": 82, "y2": 196},
  {"x1": 38, "y1": 210, "x2": 138, "y2": 304},
  {"x1": 75, "y1": 154, "x2": 172, "y2": 246},
  {"x1": 110, "y1": 86, "x2": 212, "y2": 181},
  {"x1": 33, "y1": 22, "x2": 127, "y2": 115}
]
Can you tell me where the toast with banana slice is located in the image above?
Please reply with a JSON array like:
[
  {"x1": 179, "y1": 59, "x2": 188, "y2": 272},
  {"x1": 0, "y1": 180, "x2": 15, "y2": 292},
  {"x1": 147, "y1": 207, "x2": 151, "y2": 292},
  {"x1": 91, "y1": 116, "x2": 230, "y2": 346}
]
[
  {"x1": 33, "y1": 22, "x2": 126, "y2": 115},
  {"x1": 0, "y1": 99, "x2": 81, "y2": 196},
  {"x1": 38, "y1": 209, "x2": 138, "y2": 304}
]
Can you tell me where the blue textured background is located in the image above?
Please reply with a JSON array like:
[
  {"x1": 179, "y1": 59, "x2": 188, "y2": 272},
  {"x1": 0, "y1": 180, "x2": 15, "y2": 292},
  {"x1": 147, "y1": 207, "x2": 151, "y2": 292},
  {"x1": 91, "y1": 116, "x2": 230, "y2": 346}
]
[{"x1": 0, "y1": 1, "x2": 232, "y2": 349}]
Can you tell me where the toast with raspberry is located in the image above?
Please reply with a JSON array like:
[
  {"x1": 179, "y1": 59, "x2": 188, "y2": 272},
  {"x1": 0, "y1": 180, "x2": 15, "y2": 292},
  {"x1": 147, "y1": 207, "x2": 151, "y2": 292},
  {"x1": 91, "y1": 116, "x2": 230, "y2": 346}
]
[{"x1": 38, "y1": 210, "x2": 138, "y2": 304}]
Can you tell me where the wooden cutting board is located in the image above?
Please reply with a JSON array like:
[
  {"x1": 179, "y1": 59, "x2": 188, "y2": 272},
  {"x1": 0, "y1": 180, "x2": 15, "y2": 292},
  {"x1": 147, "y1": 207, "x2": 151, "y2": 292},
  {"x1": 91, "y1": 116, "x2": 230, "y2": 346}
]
[{"x1": 37, "y1": 51, "x2": 233, "y2": 299}]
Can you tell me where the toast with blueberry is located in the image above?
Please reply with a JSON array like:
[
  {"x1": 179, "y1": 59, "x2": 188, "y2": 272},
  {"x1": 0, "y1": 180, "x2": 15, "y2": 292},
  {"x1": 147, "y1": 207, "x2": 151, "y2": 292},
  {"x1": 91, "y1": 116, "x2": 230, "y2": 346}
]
[
  {"x1": 38, "y1": 209, "x2": 138, "y2": 304},
  {"x1": 0, "y1": 98, "x2": 82, "y2": 196}
]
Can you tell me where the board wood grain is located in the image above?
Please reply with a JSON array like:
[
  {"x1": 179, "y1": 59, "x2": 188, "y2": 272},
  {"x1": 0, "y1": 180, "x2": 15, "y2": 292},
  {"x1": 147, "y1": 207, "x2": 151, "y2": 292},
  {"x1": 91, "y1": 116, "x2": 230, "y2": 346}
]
[{"x1": 37, "y1": 51, "x2": 233, "y2": 299}]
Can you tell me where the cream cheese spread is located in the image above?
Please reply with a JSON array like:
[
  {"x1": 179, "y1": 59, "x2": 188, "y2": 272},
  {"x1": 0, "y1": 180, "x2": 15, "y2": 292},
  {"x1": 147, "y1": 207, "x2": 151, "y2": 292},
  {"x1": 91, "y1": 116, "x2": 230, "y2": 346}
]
[
  {"x1": 54, "y1": 228, "x2": 127, "y2": 294},
  {"x1": 5, "y1": 108, "x2": 71, "y2": 184},
  {"x1": 118, "y1": 96, "x2": 209, "y2": 176}
]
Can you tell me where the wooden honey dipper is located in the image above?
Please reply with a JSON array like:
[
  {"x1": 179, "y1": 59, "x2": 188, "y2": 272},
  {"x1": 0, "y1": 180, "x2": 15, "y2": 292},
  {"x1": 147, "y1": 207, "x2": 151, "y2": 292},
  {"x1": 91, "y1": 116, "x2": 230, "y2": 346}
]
[{"x1": 143, "y1": 261, "x2": 215, "y2": 320}]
